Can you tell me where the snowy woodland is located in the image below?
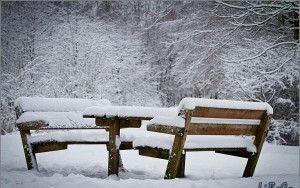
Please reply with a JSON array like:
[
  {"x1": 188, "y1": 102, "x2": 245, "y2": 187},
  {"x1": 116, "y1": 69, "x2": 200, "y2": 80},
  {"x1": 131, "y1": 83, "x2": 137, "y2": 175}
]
[{"x1": 1, "y1": 1, "x2": 299, "y2": 145}]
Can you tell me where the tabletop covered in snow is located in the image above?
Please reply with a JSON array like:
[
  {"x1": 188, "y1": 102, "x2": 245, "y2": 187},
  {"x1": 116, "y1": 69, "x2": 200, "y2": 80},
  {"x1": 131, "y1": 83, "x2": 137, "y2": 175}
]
[{"x1": 83, "y1": 106, "x2": 178, "y2": 119}]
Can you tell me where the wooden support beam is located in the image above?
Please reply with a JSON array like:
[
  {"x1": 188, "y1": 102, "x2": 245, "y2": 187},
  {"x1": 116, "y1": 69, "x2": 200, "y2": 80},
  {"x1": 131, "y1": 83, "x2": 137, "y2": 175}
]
[
  {"x1": 243, "y1": 113, "x2": 271, "y2": 177},
  {"x1": 176, "y1": 152, "x2": 186, "y2": 178},
  {"x1": 138, "y1": 147, "x2": 169, "y2": 160}
]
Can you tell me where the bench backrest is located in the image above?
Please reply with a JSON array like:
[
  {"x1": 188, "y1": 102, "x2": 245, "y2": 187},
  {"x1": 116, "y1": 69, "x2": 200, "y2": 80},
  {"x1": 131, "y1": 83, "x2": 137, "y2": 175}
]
[{"x1": 178, "y1": 98, "x2": 273, "y2": 136}]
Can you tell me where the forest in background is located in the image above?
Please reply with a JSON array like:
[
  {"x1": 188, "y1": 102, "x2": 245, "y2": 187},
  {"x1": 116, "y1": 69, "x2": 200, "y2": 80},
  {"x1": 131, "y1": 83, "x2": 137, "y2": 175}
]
[{"x1": 1, "y1": 1, "x2": 299, "y2": 145}]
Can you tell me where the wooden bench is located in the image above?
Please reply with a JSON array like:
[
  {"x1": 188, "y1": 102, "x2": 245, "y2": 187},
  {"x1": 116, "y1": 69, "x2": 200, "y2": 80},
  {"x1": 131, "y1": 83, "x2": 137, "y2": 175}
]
[
  {"x1": 135, "y1": 98, "x2": 273, "y2": 179},
  {"x1": 14, "y1": 97, "x2": 134, "y2": 171}
]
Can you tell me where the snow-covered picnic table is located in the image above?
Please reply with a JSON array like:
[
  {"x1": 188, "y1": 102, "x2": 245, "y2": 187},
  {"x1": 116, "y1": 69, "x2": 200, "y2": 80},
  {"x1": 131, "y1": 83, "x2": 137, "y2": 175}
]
[
  {"x1": 82, "y1": 105, "x2": 178, "y2": 175},
  {"x1": 15, "y1": 96, "x2": 273, "y2": 180}
]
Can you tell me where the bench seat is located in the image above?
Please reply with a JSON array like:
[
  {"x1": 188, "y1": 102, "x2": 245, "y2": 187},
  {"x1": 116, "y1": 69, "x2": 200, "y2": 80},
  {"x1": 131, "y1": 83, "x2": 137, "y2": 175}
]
[
  {"x1": 29, "y1": 130, "x2": 137, "y2": 144},
  {"x1": 133, "y1": 135, "x2": 256, "y2": 153},
  {"x1": 136, "y1": 97, "x2": 273, "y2": 179}
]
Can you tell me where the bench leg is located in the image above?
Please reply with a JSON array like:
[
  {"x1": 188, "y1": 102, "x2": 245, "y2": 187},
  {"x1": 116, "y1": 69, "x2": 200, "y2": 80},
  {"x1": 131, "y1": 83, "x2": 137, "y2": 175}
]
[
  {"x1": 164, "y1": 132, "x2": 186, "y2": 179},
  {"x1": 108, "y1": 119, "x2": 120, "y2": 176},
  {"x1": 19, "y1": 130, "x2": 38, "y2": 170},
  {"x1": 243, "y1": 114, "x2": 271, "y2": 177},
  {"x1": 243, "y1": 153, "x2": 260, "y2": 177},
  {"x1": 176, "y1": 152, "x2": 186, "y2": 178}
]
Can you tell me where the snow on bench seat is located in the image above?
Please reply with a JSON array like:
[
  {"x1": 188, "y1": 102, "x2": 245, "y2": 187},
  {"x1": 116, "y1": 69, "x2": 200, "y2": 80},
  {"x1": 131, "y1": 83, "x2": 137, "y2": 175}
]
[
  {"x1": 147, "y1": 116, "x2": 261, "y2": 128},
  {"x1": 83, "y1": 106, "x2": 178, "y2": 119},
  {"x1": 15, "y1": 97, "x2": 111, "y2": 112},
  {"x1": 133, "y1": 135, "x2": 256, "y2": 153},
  {"x1": 29, "y1": 130, "x2": 136, "y2": 144},
  {"x1": 178, "y1": 97, "x2": 273, "y2": 115}
]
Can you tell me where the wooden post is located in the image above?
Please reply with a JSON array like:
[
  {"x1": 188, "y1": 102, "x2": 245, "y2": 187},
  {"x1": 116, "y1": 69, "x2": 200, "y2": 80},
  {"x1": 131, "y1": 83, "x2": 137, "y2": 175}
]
[
  {"x1": 164, "y1": 111, "x2": 192, "y2": 179},
  {"x1": 108, "y1": 118, "x2": 120, "y2": 176},
  {"x1": 176, "y1": 152, "x2": 186, "y2": 178},
  {"x1": 105, "y1": 144, "x2": 124, "y2": 171},
  {"x1": 19, "y1": 130, "x2": 38, "y2": 170},
  {"x1": 243, "y1": 113, "x2": 271, "y2": 177}
]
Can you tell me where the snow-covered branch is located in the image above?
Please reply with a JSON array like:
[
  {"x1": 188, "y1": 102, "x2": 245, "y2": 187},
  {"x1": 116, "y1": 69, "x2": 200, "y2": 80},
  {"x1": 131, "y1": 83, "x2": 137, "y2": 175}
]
[{"x1": 219, "y1": 42, "x2": 298, "y2": 63}]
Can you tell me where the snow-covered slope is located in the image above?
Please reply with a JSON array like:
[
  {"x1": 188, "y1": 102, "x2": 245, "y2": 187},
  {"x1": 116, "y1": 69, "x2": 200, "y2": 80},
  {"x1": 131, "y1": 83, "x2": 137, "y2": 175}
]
[{"x1": 1, "y1": 124, "x2": 298, "y2": 188}]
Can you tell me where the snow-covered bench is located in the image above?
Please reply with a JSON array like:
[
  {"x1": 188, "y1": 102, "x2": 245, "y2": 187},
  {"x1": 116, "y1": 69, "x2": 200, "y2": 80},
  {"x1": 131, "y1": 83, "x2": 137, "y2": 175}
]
[
  {"x1": 134, "y1": 98, "x2": 273, "y2": 179},
  {"x1": 15, "y1": 97, "x2": 125, "y2": 171}
]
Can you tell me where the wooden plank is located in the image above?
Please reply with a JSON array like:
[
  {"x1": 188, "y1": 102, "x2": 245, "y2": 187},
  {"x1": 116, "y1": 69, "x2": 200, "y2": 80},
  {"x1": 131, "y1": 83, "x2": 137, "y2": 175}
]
[
  {"x1": 188, "y1": 123, "x2": 257, "y2": 135},
  {"x1": 164, "y1": 111, "x2": 192, "y2": 179},
  {"x1": 108, "y1": 118, "x2": 120, "y2": 176},
  {"x1": 147, "y1": 124, "x2": 184, "y2": 135},
  {"x1": 17, "y1": 121, "x2": 48, "y2": 130},
  {"x1": 119, "y1": 119, "x2": 141, "y2": 128},
  {"x1": 176, "y1": 152, "x2": 186, "y2": 178},
  {"x1": 19, "y1": 130, "x2": 38, "y2": 170},
  {"x1": 119, "y1": 142, "x2": 133, "y2": 150},
  {"x1": 33, "y1": 143, "x2": 67, "y2": 153},
  {"x1": 243, "y1": 113, "x2": 271, "y2": 177},
  {"x1": 192, "y1": 107, "x2": 265, "y2": 119},
  {"x1": 138, "y1": 147, "x2": 170, "y2": 160},
  {"x1": 96, "y1": 118, "x2": 115, "y2": 127}
]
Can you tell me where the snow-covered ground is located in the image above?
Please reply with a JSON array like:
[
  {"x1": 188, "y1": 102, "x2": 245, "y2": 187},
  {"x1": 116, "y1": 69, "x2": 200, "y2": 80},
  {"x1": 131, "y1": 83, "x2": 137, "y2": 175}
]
[{"x1": 1, "y1": 127, "x2": 299, "y2": 188}]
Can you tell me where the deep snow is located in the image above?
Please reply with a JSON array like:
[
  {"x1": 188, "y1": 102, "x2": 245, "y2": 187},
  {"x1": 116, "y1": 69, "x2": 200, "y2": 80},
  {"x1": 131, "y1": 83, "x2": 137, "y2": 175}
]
[{"x1": 1, "y1": 125, "x2": 299, "y2": 188}]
